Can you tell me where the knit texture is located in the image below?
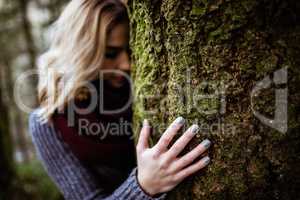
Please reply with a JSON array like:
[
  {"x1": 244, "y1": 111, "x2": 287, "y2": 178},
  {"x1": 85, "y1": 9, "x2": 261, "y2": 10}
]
[{"x1": 29, "y1": 109, "x2": 167, "y2": 200}]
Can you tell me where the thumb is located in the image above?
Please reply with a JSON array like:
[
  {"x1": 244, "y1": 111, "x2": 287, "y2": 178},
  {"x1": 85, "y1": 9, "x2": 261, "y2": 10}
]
[{"x1": 137, "y1": 119, "x2": 151, "y2": 151}]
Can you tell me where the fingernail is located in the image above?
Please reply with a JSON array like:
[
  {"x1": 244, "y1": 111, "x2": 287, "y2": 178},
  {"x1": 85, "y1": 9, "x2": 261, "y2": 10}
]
[
  {"x1": 201, "y1": 139, "x2": 211, "y2": 149},
  {"x1": 174, "y1": 116, "x2": 185, "y2": 124},
  {"x1": 143, "y1": 119, "x2": 150, "y2": 127},
  {"x1": 202, "y1": 156, "x2": 210, "y2": 165},
  {"x1": 190, "y1": 124, "x2": 199, "y2": 134}
]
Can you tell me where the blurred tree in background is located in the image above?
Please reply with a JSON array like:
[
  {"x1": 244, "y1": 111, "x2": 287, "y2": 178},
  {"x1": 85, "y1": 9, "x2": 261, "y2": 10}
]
[
  {"x1": 0, "y1": 0, "x2": 68, "y2": 199},
  {"x1": 0, "y1": 68, "x2": 14, "y2": 200}
]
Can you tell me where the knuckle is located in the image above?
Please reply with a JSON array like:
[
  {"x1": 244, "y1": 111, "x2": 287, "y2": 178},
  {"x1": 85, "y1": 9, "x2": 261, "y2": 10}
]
[
  {"x1": 182, "y1": 135, "x2": 190, "y2": 142},
  {"x1": 167, "y1": 159, "x2": 178, "y2": 173},
  {"x1": 181, "y1": 170, "x2": 190, "y2": 178},
  {"x1": 161, "y1": 137, "x2": 171, "y2": 145},
  {"x1": 151, "y1": 150, "x2": 160, "y2": 159},
  {"x1": 196, "y1": 148, "x2": 204, "y2": 156},
  {"x1": 187, "y1": 132, "x2": 195, "y2": 139},
  {"x1": 172, "y1": 144, "x2": 181, "y2": 153},
  {"x1": 165, "y1": 167, "x2": 173, "y2": 176},
  {"x1": 174, "y1": 173, "x2": 183, "y2": 182},
  {"x1": 159, "y1": 160, "x2": 169, "y2": 170},
  {"x1": 171, "y1": 175, "x2": 179, "y2": 184},
  {"x1": 152, "y1": 154, "x2": 158, "y2": 160},
  {"x1": 197, "y1": 143, "x2": 205, "y2": 151},
  {"x1": 151, "y1": 149, "x2": 160, "y2": 160},
  {"x1": 182, "y1": 157, "x2": 192, "y2": 165},
  {"x1": 189, "y1": 151, "x2": 197, "y2": 159},
  {"x1": 160, "y1": 163, "x2": 168, "y2": 170},
  {"x1": 197, "y1": 163, "x2": 204, "y2": 170},
  {"x1": 199, "y1": 159, "x2": 207, "y2": 168}
]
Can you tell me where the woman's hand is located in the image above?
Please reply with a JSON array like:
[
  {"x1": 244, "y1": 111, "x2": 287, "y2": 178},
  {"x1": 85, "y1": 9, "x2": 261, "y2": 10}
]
[{"x1": 136, "y1": 117, "x2": 211, "y2": 196}]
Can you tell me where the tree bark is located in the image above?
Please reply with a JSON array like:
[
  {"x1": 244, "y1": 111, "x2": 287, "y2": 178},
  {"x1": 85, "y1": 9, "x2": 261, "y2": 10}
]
[{"x1": 129, "y1": 0, "x2": 300, "y2": 199}]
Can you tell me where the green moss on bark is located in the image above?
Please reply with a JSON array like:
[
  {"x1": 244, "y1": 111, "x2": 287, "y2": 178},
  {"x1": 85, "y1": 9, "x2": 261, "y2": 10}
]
[{"x1": 129, "y1": 0, "x2": 300, "y2": 199}]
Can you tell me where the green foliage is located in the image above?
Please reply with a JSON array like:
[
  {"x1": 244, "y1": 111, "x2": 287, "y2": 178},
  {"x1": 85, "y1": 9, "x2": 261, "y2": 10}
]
[{"x1": 13, "y1": 160, "x2": 62, "y2": 200}]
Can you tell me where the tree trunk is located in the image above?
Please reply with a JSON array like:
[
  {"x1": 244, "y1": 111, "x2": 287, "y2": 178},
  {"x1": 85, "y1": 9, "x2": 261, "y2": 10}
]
[
  {"x1": 19, "y1": 0, "x2": 38, "y2": 107},
  {"x1": 129, "y1": 0, "x2": 300, "y2": 199},
  {"x1": 0, "y1": 67, "x2": 14, "y2": 200},
  {"x1": 2, "y1": 59, "x2": 31, "y2": 163}
]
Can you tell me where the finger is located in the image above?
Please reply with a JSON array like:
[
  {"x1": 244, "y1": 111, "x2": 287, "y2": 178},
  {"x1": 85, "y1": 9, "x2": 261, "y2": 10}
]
[
  {"x1": 136, "y1": 119, "x2": 151, "y2": 152},
  {"x1": 164, "y1": 124, "x2": 199, "y2": 162},
  {"x1": 154, "y1": 116, "x2": 185, "y2": 154},
  {"x1": 171, "y1": 139, "x2": 211, "y2": 172},
  {"x1": 174, "y1": 156, "x2": 210, "y2": 182}
]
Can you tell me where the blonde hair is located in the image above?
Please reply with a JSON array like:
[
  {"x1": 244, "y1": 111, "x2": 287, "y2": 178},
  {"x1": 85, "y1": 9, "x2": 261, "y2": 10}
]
[{"x1": 37, "y1": 0, "x2": 129, "y2": 122}]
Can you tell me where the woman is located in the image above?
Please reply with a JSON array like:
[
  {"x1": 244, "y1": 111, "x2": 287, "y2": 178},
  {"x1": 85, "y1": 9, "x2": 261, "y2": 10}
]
[{"x1": 29, "y1": 0, "x2": 212, "y2": 199}]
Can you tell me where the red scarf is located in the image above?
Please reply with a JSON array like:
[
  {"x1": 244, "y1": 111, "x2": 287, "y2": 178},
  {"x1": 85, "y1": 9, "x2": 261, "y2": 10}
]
[{"x1": 52, "y1": 79, "x2": 137, "y2": 190}]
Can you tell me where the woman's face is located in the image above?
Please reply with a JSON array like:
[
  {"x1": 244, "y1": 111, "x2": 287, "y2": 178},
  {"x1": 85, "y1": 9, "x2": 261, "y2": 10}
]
[{"x1": 101, "y1": 22, "x2": 130, "y2": 88}]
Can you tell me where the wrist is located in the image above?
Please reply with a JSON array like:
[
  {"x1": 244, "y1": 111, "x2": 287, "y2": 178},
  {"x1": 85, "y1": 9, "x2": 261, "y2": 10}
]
[{"x1": 136, "y1": 170, "x2": 158, "y2": 197}]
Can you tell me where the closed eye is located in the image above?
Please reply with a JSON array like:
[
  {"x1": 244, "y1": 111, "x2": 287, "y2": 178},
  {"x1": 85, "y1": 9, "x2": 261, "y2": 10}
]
[
  {"x1": 105, "y1": 45, "x2": 130, "y2": 60},
  {"x1": 105, "y1": 50, "x2": 119, "y2": 59}
]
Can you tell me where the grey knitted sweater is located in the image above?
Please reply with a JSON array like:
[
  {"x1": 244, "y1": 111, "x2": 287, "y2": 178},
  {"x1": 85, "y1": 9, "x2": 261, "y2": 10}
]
[{"x1": 29, "y1": 110, "x2": 167, "y2": 200}]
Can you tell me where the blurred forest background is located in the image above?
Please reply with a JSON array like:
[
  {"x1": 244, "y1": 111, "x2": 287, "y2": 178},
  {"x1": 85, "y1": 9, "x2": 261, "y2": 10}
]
[{"x1": 0, "y1": 0, "x2": 68, "y2": 199}]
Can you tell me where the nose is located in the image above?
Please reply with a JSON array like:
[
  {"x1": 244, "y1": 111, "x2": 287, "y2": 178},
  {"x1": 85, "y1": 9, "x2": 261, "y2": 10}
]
[{"x1": 118, "y1": 50, "x2": 130, "y2": 72}]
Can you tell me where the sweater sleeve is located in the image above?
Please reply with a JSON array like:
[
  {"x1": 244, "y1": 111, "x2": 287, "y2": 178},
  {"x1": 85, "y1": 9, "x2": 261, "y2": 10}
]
[{"x1": 28, "y1": 110, "x2": 167, "y2": 200}]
